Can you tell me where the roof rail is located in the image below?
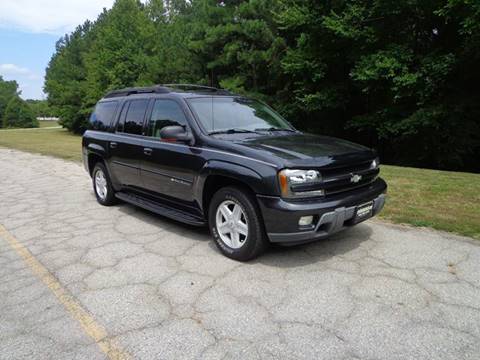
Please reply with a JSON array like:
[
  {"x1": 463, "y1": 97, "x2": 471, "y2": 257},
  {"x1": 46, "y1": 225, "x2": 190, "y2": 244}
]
[
  {"x1": 103, "y1": 85, "x2": 170, "y2": 98},
  {"x1": 103, "y1": 84, "x2": 233, "y2": 99},
  {"x1": 161, "y1": 84, "x2": 232, "y2": 95}
]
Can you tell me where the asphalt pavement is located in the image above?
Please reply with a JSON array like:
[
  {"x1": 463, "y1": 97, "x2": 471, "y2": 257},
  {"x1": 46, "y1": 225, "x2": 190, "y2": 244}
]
[{"x1": 1, "y1": 148, "x2": 479, "y2": 360}]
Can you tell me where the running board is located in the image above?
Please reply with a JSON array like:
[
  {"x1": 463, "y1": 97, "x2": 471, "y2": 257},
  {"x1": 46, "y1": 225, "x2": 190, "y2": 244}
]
[{"x1": 115, "y1": 192, "x2": 206, "y2": 226}]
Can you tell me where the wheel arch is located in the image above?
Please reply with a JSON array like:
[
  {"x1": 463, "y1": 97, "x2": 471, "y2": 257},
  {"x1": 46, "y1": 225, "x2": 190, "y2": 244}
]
[
  {"x1": 85, "y1": 142, "x2": 108, "y2": 177},
  {"x1": 87, "y1": 153, "x2": 105, "y2": 176},
  {"x1": 197, "y1": 160, "x2": 266, "y2": 217}
]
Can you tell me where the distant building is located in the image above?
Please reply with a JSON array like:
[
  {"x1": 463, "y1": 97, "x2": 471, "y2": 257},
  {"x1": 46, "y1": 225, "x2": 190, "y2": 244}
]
[{"x1": 36, "y1": 117, "x2": 59, "y2": 121}]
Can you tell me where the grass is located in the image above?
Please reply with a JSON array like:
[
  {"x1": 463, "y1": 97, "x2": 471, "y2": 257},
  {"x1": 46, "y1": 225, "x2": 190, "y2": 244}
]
[
  {"x1": 0, "y1": 126, "x2": 478, "y2": 239},
  {"x1": 0, "y1": 127, "x2": 82, "y2": 162},
  {"x1": 38, "y1": 120, "x2": 59, "y2": 128},
  {"x1": 379, "y1": 165, "x2": 480, "y2": 240}
]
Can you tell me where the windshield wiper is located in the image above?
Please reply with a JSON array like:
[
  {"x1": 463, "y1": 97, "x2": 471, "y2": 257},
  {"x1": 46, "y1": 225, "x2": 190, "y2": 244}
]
[
  {"x1": 208, "y1": 128, "x2": 259, "y2": 135},
  {"x1": 254, "y1": 127, "x2": 297, "y2": 132}
]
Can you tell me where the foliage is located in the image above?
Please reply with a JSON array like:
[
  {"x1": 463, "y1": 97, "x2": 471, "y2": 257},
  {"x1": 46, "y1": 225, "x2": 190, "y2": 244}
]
[
  {"x1": 0, "y1": 76, "x2": 20, "y2": 128},
  {"x1": 25, "y1": 100, "x2": 57, "y2": 118},
  {"x1": 44, "y1": 20, "x2": 97, "y2": 133},
  {"x1": 3, "y1": 96, "x2": 38, "y2": 128},
  {"x1": 84, "y1": 0, "x2": 155, "y2": 103},
  {"x1": 44, "y1": 0, "x2": 480, "y2": 172},
  {"x1": 276, "y1": 0, "x2": 480, "y2": 171}
]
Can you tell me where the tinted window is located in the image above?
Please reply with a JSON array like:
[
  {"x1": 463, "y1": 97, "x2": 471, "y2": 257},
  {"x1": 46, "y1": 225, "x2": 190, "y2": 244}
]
[
  {"x1": 118, "y1": 99, "x2": 149, "y2": 135},
  {"x1": 89, "y1": 101, "x2": 118, "y2": 131},
  {"x1": 147, "y1": 100, "x2": 187, "y2": 138},
  {"x1": 116, "y1": 102, "x2": 129, "y2": 133}
]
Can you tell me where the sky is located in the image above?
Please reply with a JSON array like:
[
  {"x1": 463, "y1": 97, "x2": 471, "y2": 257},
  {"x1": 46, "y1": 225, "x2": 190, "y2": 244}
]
[{"x1": 0, "y1": 0, "x2": 116, "y2": 99}]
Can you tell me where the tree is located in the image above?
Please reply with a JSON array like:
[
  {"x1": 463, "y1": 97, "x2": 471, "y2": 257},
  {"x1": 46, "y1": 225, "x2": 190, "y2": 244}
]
[
  {"x1": 141, "y1": 0, "x2": 201, "y2": 85},
  {"x1": 275, "y1": 0, "x2": 480, "y2": 171},
  {"x1": 43, "y1": 0, "x2": 480, "y2": 172},
  {"x1": 3, "y1": 96, "x2": 38, "y2": 128},
  {"x1": 84, "y1": 0, "x2": 156, "y2": 103},
  {"x1": 0, "y1": 76, "x2": 20, "y2": 128},
  {"x1": 26, "y1": 100, "x2": 57, "y2": 118},
  {"x1": 186, "y1": 0, "x2": 285, "y2": 99},
  {"x1": 44, "y1": 21, "x2": 95, "y2": 133}
]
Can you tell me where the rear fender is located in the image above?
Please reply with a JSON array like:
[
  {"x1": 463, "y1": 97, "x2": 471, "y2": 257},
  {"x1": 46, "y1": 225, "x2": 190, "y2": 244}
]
[{"x1": 84, "y1": 142, "x2": 115, "y2": 181}]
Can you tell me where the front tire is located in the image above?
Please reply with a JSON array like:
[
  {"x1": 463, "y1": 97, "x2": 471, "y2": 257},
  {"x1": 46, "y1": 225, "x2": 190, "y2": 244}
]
[
  {"x1": 92, "y1": 162, "x2": 117, "y2": 206},
  {"x1": 209, "y1": 186, "x2": 268, "y2": 261}
]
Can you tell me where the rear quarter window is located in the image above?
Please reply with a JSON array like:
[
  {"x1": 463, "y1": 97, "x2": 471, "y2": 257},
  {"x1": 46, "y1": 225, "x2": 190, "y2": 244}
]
[{"x1": 89, "y1": 101, "x2": 119, "y2": 131}]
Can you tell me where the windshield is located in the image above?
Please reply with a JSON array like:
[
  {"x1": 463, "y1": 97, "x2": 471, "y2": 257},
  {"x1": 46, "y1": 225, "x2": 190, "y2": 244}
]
[{"x1": 187, "y1": 97, "x2": 294, "y2": 134}]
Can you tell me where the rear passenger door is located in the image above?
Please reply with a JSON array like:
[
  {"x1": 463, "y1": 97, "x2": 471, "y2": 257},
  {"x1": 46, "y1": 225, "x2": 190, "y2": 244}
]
[{"x1": 108, "y1": 99, "x2": 150, "y2": 189}]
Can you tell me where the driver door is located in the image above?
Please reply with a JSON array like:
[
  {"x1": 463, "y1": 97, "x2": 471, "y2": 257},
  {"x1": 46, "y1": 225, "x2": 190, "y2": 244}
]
[{"x1": 140, "y1": 99, "x2": 204, "y2": 204}]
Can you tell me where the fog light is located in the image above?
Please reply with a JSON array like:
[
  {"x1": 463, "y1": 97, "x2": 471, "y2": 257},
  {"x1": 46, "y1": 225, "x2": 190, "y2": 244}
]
[{"x1": 299, "y1": 216, "x2": 314, "y2": 226}]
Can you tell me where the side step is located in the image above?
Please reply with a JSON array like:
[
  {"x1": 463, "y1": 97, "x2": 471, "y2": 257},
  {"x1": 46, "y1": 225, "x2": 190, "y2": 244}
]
[{"x1": 115, "y1": 192, "x2": 206, "y2": 226}]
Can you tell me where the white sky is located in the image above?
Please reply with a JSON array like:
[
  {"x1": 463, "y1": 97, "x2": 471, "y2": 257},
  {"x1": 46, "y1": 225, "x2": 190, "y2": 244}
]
[
  {"x1": 0, "y1": 0, "x2": 117, "y2": 98},
  {"x1": 0, "y1": 0, "x2": 115, "y2": 34}
]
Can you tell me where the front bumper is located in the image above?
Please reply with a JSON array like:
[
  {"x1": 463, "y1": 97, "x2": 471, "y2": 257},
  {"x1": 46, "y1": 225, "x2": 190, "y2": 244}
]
[{"x1": 257, "y1": 178, "x2": 387, "y2": 245}]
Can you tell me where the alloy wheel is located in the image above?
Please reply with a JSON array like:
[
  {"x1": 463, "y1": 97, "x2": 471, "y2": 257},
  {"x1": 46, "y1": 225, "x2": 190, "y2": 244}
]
[
  {"x1": 215, "y1": 200, "x2": 249, "y2": 249},
  {"x1": 94, "y1": 169, "x2": 108, "y2": 201}
]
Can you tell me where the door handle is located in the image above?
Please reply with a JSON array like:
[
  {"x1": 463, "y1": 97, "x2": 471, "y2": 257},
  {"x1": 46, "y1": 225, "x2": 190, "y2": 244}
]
[
  {"x1": 143, "y1": 148, "x2": 153, "y2": 156},
  {"x1": 109, "y1": 142, "x2": 117, "y2": 149}
]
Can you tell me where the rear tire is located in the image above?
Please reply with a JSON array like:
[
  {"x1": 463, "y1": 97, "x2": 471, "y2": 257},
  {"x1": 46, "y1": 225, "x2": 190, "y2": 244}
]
[
  {"x1": 209, "y1": 186, "x2": 268, "y2": 261},
  {"x1": 92, "y1": 162, "x2": 117, "y2": 206}
]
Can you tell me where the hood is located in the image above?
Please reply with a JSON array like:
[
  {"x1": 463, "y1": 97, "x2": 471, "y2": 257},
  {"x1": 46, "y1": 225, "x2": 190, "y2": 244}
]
[{"x1": 232, "y1": 133, "x2": 375, "y2": 168}]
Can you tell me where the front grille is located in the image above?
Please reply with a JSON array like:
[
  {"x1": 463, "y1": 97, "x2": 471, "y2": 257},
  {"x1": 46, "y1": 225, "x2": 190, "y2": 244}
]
[
  {"x1": 290, "y1": 160, "x2": 378, "y2": 197},
  {"x1": 322, "y1": 160, "x2": 378, "y2": 196}
]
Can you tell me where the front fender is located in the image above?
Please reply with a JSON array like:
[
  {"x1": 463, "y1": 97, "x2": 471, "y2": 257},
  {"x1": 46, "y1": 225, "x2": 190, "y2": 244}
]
[{"x1": 194, "y1": 160, "x2": 275, "y2": 210}]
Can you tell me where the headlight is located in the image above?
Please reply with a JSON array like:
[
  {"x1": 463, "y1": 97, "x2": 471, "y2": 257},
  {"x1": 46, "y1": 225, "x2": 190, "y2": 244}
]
[
  {"x1": 278, "y1": 169, "x2": 324, "y2": 198},
  {"x1": 371, "y1": 157, "x2": 380, "y2": 169}
]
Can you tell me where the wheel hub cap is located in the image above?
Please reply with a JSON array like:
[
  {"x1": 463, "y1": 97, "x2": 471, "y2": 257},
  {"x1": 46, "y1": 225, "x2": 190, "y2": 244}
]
[
  {"x1": 215, "y1": 200, "x2": 248, "y2": 249},
  {"x1": 95, "y1": 170, "x2": 108, "y2": 200}
]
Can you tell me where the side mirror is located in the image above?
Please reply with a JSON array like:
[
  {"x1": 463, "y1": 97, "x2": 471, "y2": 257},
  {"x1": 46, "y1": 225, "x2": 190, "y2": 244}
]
[{"x1": 159, "y1": 126, "x2": 193, "y2": 144}]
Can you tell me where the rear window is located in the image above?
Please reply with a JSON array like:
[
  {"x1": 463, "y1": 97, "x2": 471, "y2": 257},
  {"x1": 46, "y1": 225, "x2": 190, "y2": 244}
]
[{"x1": 89, "y1": 101, "x2": 119, "y2": 131}]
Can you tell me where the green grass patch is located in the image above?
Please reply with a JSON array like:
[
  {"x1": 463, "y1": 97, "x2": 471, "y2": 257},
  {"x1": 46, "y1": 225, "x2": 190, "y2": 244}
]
[
  {"x1": 0, "y1": 127, "x2": 81, "y2": 162},
  {"x1": 0, "y1": 127, "x2": 478, "y2": 239},
  {"x1": 380, "y1": 165, "x2": 480, "y2": 240},
  {"x1": 38, "y1": 120, "x2": 59, "y2": 128}
]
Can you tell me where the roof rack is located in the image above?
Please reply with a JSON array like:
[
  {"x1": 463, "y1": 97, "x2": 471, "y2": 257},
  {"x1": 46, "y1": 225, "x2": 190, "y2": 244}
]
[
  {"x1": 103, "y1": 85, "x2": 170, "y2": 98},
  {"x1": 103, "y1": 83, "x2": 233, "y2": 99},
  {"x1": 161, "y1": 84, "x2": 232, "y2": 95},
  {"x1": 161, "y1": 84, "x2": 216, "y2": 91}
]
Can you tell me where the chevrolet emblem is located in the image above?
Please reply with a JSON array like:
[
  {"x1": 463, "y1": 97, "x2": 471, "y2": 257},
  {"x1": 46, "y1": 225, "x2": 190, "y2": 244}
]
[{"x1": 350, "y1": 174, "x2": 362, "y2": 183}]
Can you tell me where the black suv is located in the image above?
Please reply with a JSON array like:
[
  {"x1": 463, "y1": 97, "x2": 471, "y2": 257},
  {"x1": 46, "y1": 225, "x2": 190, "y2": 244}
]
[{"x1": 82, "y1": 84, "x2": 386, "y2": 261}]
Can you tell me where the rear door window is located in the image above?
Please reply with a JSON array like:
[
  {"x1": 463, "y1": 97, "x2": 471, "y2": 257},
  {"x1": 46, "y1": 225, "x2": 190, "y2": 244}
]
[
  {"x1": 89, "y1": 101, "x2": 119, "y2": 131},
  {"x1": 117, "y1": 99, "x2": 149, "y2": 135},
  {"x1": 116, "y1": 102, "x2": 129, "y2": 133}
]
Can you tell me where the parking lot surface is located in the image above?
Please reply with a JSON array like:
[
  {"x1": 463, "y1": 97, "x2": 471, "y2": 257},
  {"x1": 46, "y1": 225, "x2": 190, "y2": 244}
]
[{"x1": 1, "y1": 148, "x2": 480, "y2": 360}]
